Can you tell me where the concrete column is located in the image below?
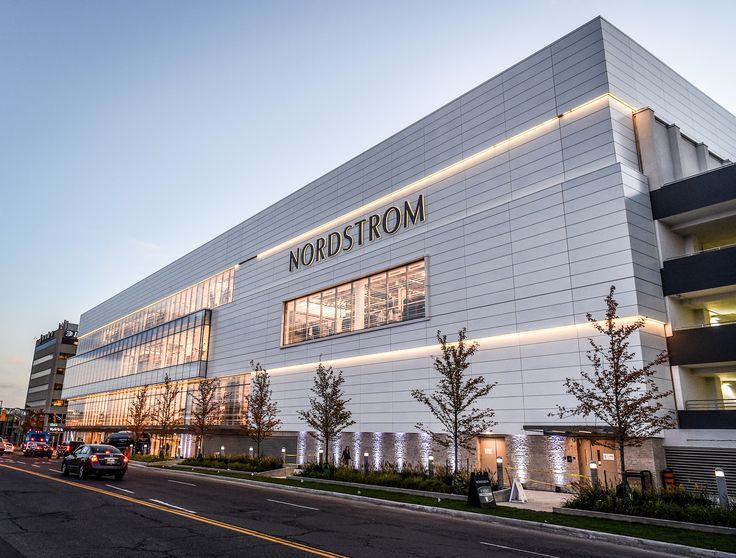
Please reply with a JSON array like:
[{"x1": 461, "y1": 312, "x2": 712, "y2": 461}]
[
  {"x1": 667, "y1": 124, "x2": 684, "y2": 180},
  {"x1": 695, "y1": 143, "x2": 709, "y2": 172}
]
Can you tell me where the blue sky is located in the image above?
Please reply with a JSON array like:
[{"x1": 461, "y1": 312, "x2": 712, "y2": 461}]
[{"x1": 1, "y1": 0, "x2": 735, "y2": 407}]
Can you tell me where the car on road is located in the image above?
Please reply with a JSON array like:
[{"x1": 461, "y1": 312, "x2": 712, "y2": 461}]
[
  {"x1": 1, "y1": 439, "x2": 14, "y2": 453},
  {"x1": 55, "y1": 440, "x2": 84, "y2": 459},
  {"x1": 61, "y1": 444, "x2": 129, "y2": 480},
  {"x1": 23, "y1": 442, "x2": 53, "y2": 457}
]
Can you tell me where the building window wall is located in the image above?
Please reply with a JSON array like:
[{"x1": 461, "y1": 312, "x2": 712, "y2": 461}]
[
  {"x1": 282, "y1": 260, "x2": 426, "y2": 345},
  {"x1": 66, "y1": 310, "x2": 211, "y2": 391},
  {"x1": 78, "y1": 268, "x2": 234, "y2": 354},
  {"x1": 65, "y1": 375, "x2": 249, "y2": 429}
]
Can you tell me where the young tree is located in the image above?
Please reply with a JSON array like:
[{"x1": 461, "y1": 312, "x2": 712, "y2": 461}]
[
  {"x1": 553, "y1": 285, "x2": 676, "y2": 485},
  {"x1": 297, "y1": 359, "x2": 355, "y2": 462},
  {"x1": 242, "y1": 361, "x2": 281, "y2": 458},
  {"x1": 411, "y1": 328, "x2": 497, "y2": 473},
  {"x1": 189, "y1": 377, "x2": 222, "y2": 459},
  {"x1": 126, "y1": 384, "x2": 152, "y2": 448},
  {"x1": 152, "y1": 374, "x2": 183, "y2": 458}
]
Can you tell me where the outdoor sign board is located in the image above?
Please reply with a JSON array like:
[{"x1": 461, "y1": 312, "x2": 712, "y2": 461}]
[{"x1": 467, "y1": 472, "x2": 496, "y2": 508}]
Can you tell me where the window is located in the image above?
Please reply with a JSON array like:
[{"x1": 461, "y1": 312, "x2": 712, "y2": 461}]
[{"x1": 282, "y1": 260, "x2": 425, "y2": 345}]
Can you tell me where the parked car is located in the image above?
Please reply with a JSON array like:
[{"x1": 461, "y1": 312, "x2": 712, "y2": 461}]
[
  {"x1": 61, "y1": 444, "x2": 128, "y2": 480},
  {"x1": 1, "y1": 439, "x2": 14, "y2": 453},
  {"x1": 55, "y1": 440, "x2": 84, "y2": 459},
  {"x1": 23, "y1": 442, "x2": 52, "y2": 457}
]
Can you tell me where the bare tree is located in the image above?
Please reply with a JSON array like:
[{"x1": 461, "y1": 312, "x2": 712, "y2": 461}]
[
  {"x1": 553, "y1": 285, "x2": 676, "y2": 485},
  {"x1": 189, "y1": 377, "x2": 222, "y2": 459},
  {"x1": 126, "y1": 385, "x2": 152, "y2": 448},
  {"x1": 411, "y1": 328, "x2": 497, "y2": 473},
  {"x1": 242, "y1": 361, "x2": 281, "y2": 458},
  {"x1": 152, "y1": 374, "x2": 183, "y2": 458},
  {"x1": 297, "y1": 359, "x2": 355, "y2": 463},
  {"x1": 21, "y1": 409, "x2": 45, "y2": 433}
]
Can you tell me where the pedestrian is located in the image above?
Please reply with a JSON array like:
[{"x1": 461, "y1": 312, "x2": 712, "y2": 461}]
[{"x1": 341, "y1": 446, "x2": 351, "y2": 467}]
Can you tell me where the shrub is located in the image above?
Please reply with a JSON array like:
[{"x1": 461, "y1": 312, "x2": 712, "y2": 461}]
[
  {"x1": 564, "y1": 481, "x2": 736, "y2": 527},
  {"x1": 130, "y1": 454, "x2": 168, "y2": 463},
  {"x1": 297, "y1": 461, "x2": 496, "y2": 495},
  {"x1": 180, "y1": 453, "x2": 282, "y2": 472}
]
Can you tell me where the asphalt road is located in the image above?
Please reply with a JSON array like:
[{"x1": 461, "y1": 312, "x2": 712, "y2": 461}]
[{"x1": 0, "y1": 452, "x2": 679, "y2": 558}]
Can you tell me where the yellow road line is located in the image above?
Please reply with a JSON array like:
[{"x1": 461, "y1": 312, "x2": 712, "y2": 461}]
[{"x1": 0, "y1": 463, "x2": 347, "y2": 558}]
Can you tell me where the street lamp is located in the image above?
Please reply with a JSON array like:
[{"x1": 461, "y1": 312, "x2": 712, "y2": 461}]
[{"x1": 496, "y1": 456, "x2": 504, "y2": 489}]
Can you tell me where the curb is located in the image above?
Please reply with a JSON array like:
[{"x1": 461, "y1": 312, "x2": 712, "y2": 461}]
[{"x1": 152, "y1": 465, "x2": 735, "y2": 558}]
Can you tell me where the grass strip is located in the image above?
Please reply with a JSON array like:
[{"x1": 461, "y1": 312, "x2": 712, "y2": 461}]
[{"x1": 162, "y1": 465, "x2": 736, "y2": 553}]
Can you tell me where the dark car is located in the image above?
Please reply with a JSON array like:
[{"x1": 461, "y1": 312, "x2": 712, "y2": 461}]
[
  {"x1": 61, "y1": 444, "x2": 128, "y2": 480},
  {"x1": 55, "y1": 440, "x2": 84, "y2": 459},
  {"x1": 23, "y1": 442, "x2": 52, "y2": 458}
]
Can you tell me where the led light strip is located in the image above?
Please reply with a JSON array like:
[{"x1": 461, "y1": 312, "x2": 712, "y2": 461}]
[
  {"x1": 256, "y1": 92, "x2": 637, "y2": 260},
  {"x1": 250, "y1": 315, "x2": 665, "y2": 377}
]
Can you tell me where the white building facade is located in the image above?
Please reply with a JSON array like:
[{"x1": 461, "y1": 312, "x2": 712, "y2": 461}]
[{"x1": 62, "y1": 17, "x2": 736, "y2": 491}]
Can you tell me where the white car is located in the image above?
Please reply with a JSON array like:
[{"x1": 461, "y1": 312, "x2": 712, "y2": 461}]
[{"x1": 1, "y1": 439, "x2": 15, "y2": 453}]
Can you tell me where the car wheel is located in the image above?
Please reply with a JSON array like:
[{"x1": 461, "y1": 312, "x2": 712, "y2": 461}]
[
  {"x1": 61, "y1": 462, "x2": 68, "y2": 476},
  {"x1": 77, "y1": 463, "x2": 87, "y2": 479},
  {"x1": 114, "y1": 472, "x2": 125, "y2": 481}
]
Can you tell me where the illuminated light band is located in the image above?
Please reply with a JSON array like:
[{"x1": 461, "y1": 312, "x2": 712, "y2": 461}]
[
  {"x1": 257, "y1": 92, "x2": 638, "y2": 261},
  {"x1": 78, "y1": 264, "x2": 239, "y2": 340},
  {"x1": 254, "y1": 315, "x2": 665, "y2": 377}
]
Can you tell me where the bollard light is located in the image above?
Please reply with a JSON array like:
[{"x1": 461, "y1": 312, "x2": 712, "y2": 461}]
[
  {"x1": 496, "y1": 456, "x2": 504, "y2": 490},
  {"x1": 715, "y1": 468, "x2": 729, "y2": 510},
  {"x1": 249, "y1": 447, "x2": 253, "y2": 457},
  {"x1": 318, "y1": 448, "x2": 324, "y2": 465},
  {"x1": 589, "y1": 460, "x2": 599, "y2": 486},
  {"x1": 281, "y1": 447, "x2": 286, "y2": 466},
  {"x1": 363, "y1": 451, "x2": 369, "y2": 473},
  {"x1": 428, "y1": 455, "x2": 434, "y2": 476}
]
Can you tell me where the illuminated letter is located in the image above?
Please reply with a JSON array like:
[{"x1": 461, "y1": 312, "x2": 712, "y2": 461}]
[
  {"x1": 289, "y1": 249, "x2": 300, "y2": 272},
  {"x1": 300, "y1": 243, "x2": 315, "y2": 267},
  {"x1": 343, "y1": 225, "x2": 354, "y2": 252},
  {"x1": 382, "y1": 206, "x2": 401, "y2": 234},
  {"x1": 369, "y1": 214, "x2": 382, "y2": 242},
  {"x1": 327, "y1": 232, "x2": 342, "y2": 257},
  {"x1": 404, "y1": 194, "x2": 426, "y2": 227},
  {"x1": 315, "y1": 237, "x2": 326, "y2": 262}
]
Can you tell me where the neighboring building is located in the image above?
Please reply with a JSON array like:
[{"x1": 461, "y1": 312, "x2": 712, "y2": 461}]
[
  {"x1": 62, "y1": 17, "x2": 736, "y2": 490},
  {"x1": 26, "y1": 320, "x2": 79, "y2": 444}
]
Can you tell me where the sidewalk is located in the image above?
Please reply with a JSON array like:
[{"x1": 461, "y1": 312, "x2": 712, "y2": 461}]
[{"x1": 498, "y1": 489, "x2": 571, "y2": 512}]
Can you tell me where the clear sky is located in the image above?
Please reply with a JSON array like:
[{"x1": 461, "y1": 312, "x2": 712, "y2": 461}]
[{"x1": 1, "y1": 0, "x2": 734, "y2": 408}]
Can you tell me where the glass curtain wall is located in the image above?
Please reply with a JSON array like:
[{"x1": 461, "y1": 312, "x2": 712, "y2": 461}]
[
  {"x1": 283, "y1": 260, "x2": 425, "y2": 345},
  {"x1": 65, "y1": 310, "x2": 211, "y2": 391},
  {"x1": 66, "y1": 374, "x2": 250, "y2": 429},
  {"x1": 79, "y1": 268, "x2": 234, "y2": 354}
]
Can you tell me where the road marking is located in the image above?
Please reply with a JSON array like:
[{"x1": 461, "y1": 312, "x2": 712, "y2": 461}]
[
  {"x1": 149, "y1": 499, "x2": 197, "y2": 514},
  {"x1": 31, "y1": 464, "x2": 40, "y2": 468},
  {"x1": 0, "y1": 463, "x2": 345, "y2": 558},
  {"x1": 480, "y1": 541, "x2": 559, "y2": 557},
  {"x1": 167, "y1": 479, "x2": 196, "y2": 486},
  {"x1": 267, "y1": 499, "x2": 320, "y2": 511},
  {"x1": 105, "y1": 484, "x2": 135, "y2": 494}
]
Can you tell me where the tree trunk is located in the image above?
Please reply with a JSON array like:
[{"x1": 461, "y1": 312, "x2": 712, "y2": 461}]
[
  {"x1": 619, "y1": 438, "x2": 627, "y2": 487},
  {"x1": 325, "y1": 438, "x2": 330, "y2": 465}
]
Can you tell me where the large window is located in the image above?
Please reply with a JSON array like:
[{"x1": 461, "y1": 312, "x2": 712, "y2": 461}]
[
  {"x1": 78, "y1": 268, "x2": 234, "y2": 354},
  {"x1": 283, "y1": 260, "x2": 426, "y2": 345},
  {"x1": 65, "y1": 310, "x2": 211, "y2": 392}
]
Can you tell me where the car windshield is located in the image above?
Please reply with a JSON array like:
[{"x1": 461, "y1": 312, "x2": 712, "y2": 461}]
[{"x1": 90, "y1": 445, "x2": 121, "y2": 455}]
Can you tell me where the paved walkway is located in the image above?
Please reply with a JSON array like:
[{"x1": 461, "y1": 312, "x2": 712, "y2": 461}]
[{"x1": 498, "y1": 489, "x2": 571, "y2": 512}]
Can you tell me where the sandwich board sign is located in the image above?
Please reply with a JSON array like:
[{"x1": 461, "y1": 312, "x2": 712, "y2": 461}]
[
  {"x1": 509, "y1": 479, "x2": 528, "y2": 503},
  {"x1": 467, "y1": 472, "x2": 496, "y2": 508}
]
